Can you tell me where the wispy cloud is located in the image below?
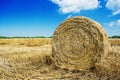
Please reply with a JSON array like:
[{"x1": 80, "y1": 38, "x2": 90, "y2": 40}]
[
  {"x1": 106, "y1": 0, "x2": 120, "y2": 15},
  {"x1": 104, "y1": 19, "x2": 120, "y2": 36},
  {"x1": 112, "y1": 10, "x2": 120, "y2": 15},
  {"x1": 66, "y1": 14, "x2": 72, "y2": 19},
  {"x1": 107, "y1": 20, "x2": 120, "y2": 27},
  {"x1": 50, "y1": 0, "x2": 100, "y2": 14}
]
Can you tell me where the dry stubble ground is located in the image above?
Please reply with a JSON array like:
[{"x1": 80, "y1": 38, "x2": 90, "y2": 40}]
[{"x1": 0, "y1": 38, "x2": 120, "y2": 80}]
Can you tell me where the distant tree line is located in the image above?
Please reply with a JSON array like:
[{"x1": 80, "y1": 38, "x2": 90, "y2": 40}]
[
  {"x1": 109, "y1": 35, "x2": 120, "y2": 38},
  {"x1": 0, "y1": 35, "x2": 120, "y2": 39},
  {"x1": 0, "y1": 36, "x2": 52, "y2": 39}
]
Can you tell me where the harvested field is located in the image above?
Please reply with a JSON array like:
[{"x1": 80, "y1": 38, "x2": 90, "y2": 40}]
[
  {"x1": 0, "y1": 38, "x2": 120, "y2": 80},
  {"x1": 0, "y1": 38, "x2": 51, "y2": 46},
  {"x1": 109, "y1": 38, "x2": 120, "y2": 46}
]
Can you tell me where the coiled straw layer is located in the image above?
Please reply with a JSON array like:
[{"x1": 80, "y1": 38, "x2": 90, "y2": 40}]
[{"x1": 52, "y1": 16, "x2": 109, "y2": 70}]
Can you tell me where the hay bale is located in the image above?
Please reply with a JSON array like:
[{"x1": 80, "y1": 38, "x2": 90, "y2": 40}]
[{"x1": 52, "y1": 16, "x2": 109, "y2": 70}]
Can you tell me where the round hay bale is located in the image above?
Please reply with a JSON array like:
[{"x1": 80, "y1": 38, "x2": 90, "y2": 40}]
[{"x1": 52, "y1": 16, "x2": 109, "y2": 70}]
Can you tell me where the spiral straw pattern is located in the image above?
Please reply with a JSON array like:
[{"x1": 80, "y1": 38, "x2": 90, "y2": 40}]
[{"x1": 52, "y1": 16, "x2": 109, "y2": 70}]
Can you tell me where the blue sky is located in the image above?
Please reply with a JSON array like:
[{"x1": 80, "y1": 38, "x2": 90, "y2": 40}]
[{"x1": 0, "y1": 0, "x2": 120, "y2": 37}]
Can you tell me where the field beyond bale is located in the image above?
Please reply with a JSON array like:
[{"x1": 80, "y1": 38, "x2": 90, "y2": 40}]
[{"x1": 0, "y1": 38, "x2": 120, "y2": 80}]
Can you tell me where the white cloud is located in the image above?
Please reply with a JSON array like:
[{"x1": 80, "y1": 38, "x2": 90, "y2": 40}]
[
  {"x1": 105, "y1": 19, "x2": 120, "y2": 36},
  {"x1": 108, "y1": 22, "x2": 115, "y2": 27},
  {"x1": 50, "y1": 0, "x2": 99, "y2": 13},
  {"x1": 108, "y1": 19, "x2": 120, "y2": 27},
  {"x1": 112, "y1": 10, "x2": 120, "y2": 15},
  {"x1": 66, "y1": 14, "x2": 72, "y2": 19},
  {"x1": 106, "y1": 0, "x2": 120, "y2": 15}
]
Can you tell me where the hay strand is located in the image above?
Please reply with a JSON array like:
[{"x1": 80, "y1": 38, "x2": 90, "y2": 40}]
[{"x1": 52, "y1": 16, "x2": 109, "y2": 70}]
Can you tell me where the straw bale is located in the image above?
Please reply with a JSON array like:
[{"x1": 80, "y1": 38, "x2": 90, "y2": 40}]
[{"x1": 52, "y1": 16, "x2": 109, "y2": 70}]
